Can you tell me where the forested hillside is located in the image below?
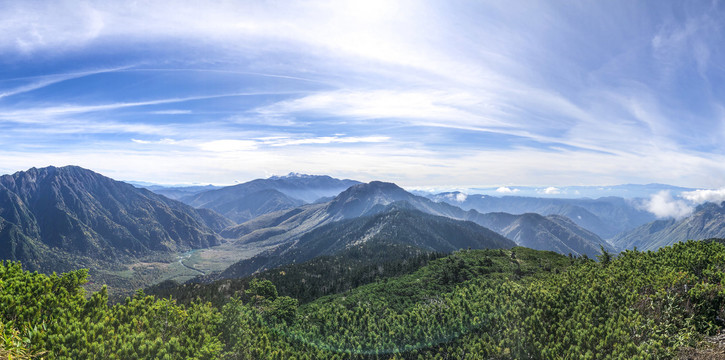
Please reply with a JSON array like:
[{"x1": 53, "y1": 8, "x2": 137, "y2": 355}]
[
  {"x1": 3, "y1": 240, "x2": 725, "y2": 359},
  {"x1": 472, "y1": 212, "x2": 614, "y2": 257},
  {"x1": 148, "y1": 247, "x2": 447, "y2": 306}
]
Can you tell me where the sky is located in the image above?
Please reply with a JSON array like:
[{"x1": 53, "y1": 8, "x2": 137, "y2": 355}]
[{"x1": 2, "y1": 0, "x2": 725, "y2": 195}]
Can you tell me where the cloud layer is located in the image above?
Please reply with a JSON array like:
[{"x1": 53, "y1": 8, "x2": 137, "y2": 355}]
[{"x1": 1, "y1": 1, "x2": 725, "y2": 188}]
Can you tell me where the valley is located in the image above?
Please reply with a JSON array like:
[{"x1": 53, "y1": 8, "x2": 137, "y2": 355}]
[
  {"x1": 4, "y1": 1, "x2": 725, "y2": 358},
  {"x1": 3, "y1": 165, "x2": 725, "y2": 359}
]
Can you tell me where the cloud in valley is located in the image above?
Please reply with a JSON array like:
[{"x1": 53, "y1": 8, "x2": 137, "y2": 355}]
[
  {"x1": 642, "y1": 191, "x2": 693, "y2": 219},
  {"x1": 542, "y1": 187, "x2": 562, "y2": 195},
  {"x1": 496, "y1": 186, "x2": 520, "y2": 194}
]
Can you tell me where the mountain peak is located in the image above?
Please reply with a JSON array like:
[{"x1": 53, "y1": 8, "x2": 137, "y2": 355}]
[
  {"x1": 332, "y1": 181, "x2": 408, "y2": 202},
  {"x1": 326, "y1": 181, "x2": 422, "y2": 220},
  {"x1": 269, "y1": 172, "x2": 319, "y2": 180},
  {"x1": 0, "y1": 165, "x2": 228, "y2": 275},
  {"x1": 350, "y1": 181, "x2": 405, "y2": 193}
]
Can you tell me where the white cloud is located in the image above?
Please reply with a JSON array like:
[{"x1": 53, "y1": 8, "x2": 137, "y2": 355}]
[
  {"x1": 681, "y1": 188, "x2": 725, "y2": 205},
  {"x1": 543, "y1": 187, "x2": 561, "y2": 195},
  {"x1": 643, "y1": 190, "x2": 693, "y2": 219},
  {"x1": 198, "y1": 140, "x2": 258, "y2": 152},
  {"x1": 496, "y1": 186, "x2": 519, "y2": 194},
  {"x1": 445, "y1": 192, "x2": 468, "y2": 202}
]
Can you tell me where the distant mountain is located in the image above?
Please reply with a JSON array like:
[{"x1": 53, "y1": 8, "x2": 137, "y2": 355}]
[
  {"x1": 218, "y1": 205, "x2": 515, "y2": 278},
  {"x1": 437, "y1": 183, "x2": 694, "y2": 199},
  {"x1": 180, "y1": 173, "x2": 360, "y2": 223},
  {"x1": 473, "y1": 212, "x2": 615, "y2": 258},
  {"x1": 141, "y1": 184, "x2": 222, "y2": 200},
  {"x1": 429, "y1": 193, "x2": 655, "y2": 239},
  {"x1": 0, "y1": 166, "x2": 233, "y2": 273},
  {"x1": 611, "y1": 202, "x2": 725, "y2": 251},
  {"x1": 220, "y1": 181, "x2": 611, "y2": 263}
]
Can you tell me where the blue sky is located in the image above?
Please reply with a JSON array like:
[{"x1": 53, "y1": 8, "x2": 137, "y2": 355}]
[{"x1": 2, "y1": 0, "x2": 725, "y2": 190}]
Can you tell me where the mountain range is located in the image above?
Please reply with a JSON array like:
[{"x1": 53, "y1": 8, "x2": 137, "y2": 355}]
[
  {"x1": 177, "y1": 173, "x2": 360, "y2": 223},
  {"x1": 215, "y1": 181, "x2": 612, "y2": 278},
  {"x1": 429, "y1": 192, "x2": 655, "y2": 239}
]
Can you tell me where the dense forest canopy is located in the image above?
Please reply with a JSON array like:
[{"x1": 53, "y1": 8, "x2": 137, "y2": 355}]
[{"x1": 2, "y1": 241, "x2": 725, "y2": 359}]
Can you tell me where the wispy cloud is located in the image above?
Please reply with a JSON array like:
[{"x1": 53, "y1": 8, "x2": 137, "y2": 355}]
[
  {"x1": 0, "y1": 92, "x2": 298, "y2": 124},
  {"x1": 149, "y1": 110, "x2": 191, "y2": 115},
  {"x1": 255, "y1": 89, "x2": 503, "y2": 124},
  {"x1": 262, "y1": 135, "x2": 390, "y2": 147},
  {"x1": 0, "y1": 66, "x2": 132, "y2": 99},
  {"x1": 1, "y1": 1, "x2": 725, "y2": 189},
  {"x1": 197, "y1": 140, "x2": 258, "y2": 152},
  {"x1": 131, "y1": 138, "x2": 178, "y2": 145}
]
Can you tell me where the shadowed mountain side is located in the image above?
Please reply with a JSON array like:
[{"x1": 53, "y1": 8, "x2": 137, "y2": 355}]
[
  {"x1": 611, "y1": 202, "x2": 725, "y2": 251},
  {"x1": 470, "y1": 212, "x2": 615, "y2": 258},
  {"x1": 218, "y1": 206, "x2": 516, "y2": 278},
  {"x1": 0, "y1": 166, "x2": 232, "y2": 272}
]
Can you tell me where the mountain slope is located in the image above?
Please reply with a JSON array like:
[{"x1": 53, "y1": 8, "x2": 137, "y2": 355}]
[
  {"x1": 611, "y1": 202, "x2": 725, "y2": 251},
  {"x1": 472, "y1": 212, "x2": 615, "y2": 257},
  {"x1": 0, "y1": 166, "x2": 232, "y2": 272},
  {"x1": 180, "y1": 174, "x2": 359, "y2": 223},
  {"x1": 219, "y1": 205, "x2": 516, "y2": 278},
  {"x1": 429, "y1": 192, "x2": 655, "y2": 239}
]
